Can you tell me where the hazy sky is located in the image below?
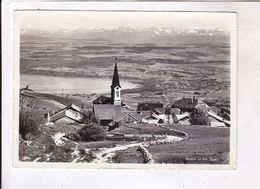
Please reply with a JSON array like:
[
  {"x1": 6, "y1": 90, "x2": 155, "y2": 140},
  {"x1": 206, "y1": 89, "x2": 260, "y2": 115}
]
[{"x1": 17, "y1": 11, "x2": 236, "y2": 31}]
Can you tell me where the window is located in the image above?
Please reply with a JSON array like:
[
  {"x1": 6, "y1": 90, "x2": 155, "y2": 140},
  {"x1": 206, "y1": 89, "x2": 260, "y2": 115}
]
[{"x1": 116, "y1": 91, "x2": 119, "y2": 97}]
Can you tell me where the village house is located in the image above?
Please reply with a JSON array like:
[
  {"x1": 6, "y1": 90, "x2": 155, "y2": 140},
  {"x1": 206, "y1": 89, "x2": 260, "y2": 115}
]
[
  {"x1": 175, "y1": 112, "x2": 191, "y2": 125},
  {"x1": 196, "y1": 100, "x2": 230, "y2": 127},
  {"x1": 48, "y1": 104, "x2": 83, "y2": 124},
  {"x1": 206, "y1": 109, "x2": 230, "y2": 127},
  {"x1": 126, "y1": 111, "x2": 151, "y2": 123},
  {"x1": 171, "y1": 96, "x2": 198, "y2": 113},
  {"x1": 149, "y1": 108, "x2": 181, "y2": 124}
]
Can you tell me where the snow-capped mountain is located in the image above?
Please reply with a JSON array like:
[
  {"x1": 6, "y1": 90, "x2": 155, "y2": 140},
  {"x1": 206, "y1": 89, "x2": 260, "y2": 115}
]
[{"x1": 21, "y1": 27, "x2": 230, "y2": 44}]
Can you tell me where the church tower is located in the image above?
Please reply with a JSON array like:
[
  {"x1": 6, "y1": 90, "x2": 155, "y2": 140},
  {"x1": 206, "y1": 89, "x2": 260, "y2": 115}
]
[{"x1": 111, "y1": 61, "x2": 121, "y2": 105}]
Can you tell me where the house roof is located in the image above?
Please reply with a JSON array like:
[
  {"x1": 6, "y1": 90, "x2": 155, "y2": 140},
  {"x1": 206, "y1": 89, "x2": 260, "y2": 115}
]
[
  {"x1": 175, "y1": 112, "x2": 190, "y2": 121},
  {"x1": 153, "y1": 108, "x2": 181, "y2": 115},
  {"x1": 208, "y1": 106, "x2": 221, "y2": 114},
  {"x1": 171, "y1": 97, "x2": 198, "y2": 111},
  {"x1": 146, "y1": 114, "x2": 158, "y2": 120},
  {"x1": 69, "y1": 104, "x2": 82, "y2": 113},
  {"x1": 53, "y1": 103, "x2": 82, "y2": 115},
  {"x1": 92, "y1": 95, "x2": 112, "y2": 104},
  {"x1": 126, "y1": 111, "x2": 151, "y2": 122},
  {"x1": 207, "y1": 110, "x2": 230, "y2": 125},
  {"x1": 50, "y1": 108, "x2": 82, "y2": 123}
]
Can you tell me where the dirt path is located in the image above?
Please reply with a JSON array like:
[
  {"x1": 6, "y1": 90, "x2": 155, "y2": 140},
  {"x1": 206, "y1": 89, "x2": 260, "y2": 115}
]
[
  {"x1": 91, "y1": 142, "x2": 145, "y2": 163},
  {"x1": 51, "y1": 128, "x2": 186, "y2": 164},
  {"x1": 90, "y1": 135, "x2": 183, "y2": 164}
]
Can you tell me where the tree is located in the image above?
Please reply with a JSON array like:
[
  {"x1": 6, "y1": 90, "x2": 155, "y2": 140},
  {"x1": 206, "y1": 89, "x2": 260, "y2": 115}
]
[
  {"x1": 158, "y1": 119, "x2": 164, "y2": 124},
  {"x1": 189, "y1": 109, "x2": 209, "y2": 125},
  {"x1": 19, "y1": 108, "x2": 45, "y2": 140},
  {"x1": 81, "y1": 110, "x2": 97, "y2": 124},
  {"x1": 78, "y1": 125, "x2": 106, "y2": 142}
]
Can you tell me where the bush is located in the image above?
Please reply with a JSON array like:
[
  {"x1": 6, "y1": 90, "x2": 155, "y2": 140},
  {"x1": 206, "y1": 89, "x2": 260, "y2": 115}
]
[
  {"x1": 158, "y1": 119, "x2": 164, "y2": 124},
  {"x1": 19, "y1": 108, "x2": 45, "y2": 140},
  {"x1": 78, "y1": 125, "x2": 106, "y2": 142},
  {"x1": 64, "y1": 132, "x2": 81, "y2": 141},
  {"x1": 189, "y1": 109, "x2": 209, "y2": 125},
  {"x1": 81, "y1": 110, "x2": 97, "y2": 124}
]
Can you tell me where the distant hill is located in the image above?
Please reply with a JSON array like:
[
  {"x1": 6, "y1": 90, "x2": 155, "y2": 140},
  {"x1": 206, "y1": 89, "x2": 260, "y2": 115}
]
[{"x1": 21, "y1": 27, "x2": 230, "y2": 45}]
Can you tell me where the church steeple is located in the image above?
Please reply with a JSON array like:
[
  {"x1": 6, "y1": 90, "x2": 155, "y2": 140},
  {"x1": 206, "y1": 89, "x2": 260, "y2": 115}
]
[
  {"x1": 111, "y1": 58, "x2": 121, "y2": 105},
  {"x1": 111, "y1": 62, "x2": 121, "y2": 88}
]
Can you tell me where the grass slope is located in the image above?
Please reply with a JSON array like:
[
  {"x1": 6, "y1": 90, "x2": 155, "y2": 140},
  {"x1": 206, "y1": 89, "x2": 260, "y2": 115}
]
[{"x1": 147, "y1": 125, "x2": 230, "y2": 164}]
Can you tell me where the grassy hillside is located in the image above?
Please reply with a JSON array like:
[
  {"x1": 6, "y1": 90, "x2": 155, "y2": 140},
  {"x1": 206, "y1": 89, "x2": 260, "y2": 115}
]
[
  {"x1": 147, "y1": 125, "x2": 229, "y2": 164},
  {"x1": 110, "y1": 124, "x2": 229, "y2": 164}
]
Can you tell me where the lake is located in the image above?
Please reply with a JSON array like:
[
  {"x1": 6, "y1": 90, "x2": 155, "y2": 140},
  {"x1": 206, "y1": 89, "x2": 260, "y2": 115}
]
[{"x1": 20, "y1": 74, "x2": 138, "y2": 94}]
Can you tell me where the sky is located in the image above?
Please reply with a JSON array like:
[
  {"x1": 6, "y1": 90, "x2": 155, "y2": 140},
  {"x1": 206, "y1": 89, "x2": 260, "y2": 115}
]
[{"x1": 17, "y1": 11, "x2": 236, "y2": 31}]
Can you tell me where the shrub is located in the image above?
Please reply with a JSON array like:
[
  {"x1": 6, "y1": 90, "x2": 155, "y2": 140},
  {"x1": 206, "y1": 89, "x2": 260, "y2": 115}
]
[
  {"x1": 78, "y1": 125, "x2": 106, "y2": 142},
  {"x1": 158, "y1": 119, "x2": 164, "y2": 124},
  {"x1": 189, "y1": 109, "x2": 209, "y2": 125},
  {"x1": 81, "y1": 110, "x2": 97, "y2": 124},
  {"x1": 19, "y1": 108, "x2": 45, "y2": 140},
  {"x1": 64, "y1": 132, "x2": 81, "y2": 141}
]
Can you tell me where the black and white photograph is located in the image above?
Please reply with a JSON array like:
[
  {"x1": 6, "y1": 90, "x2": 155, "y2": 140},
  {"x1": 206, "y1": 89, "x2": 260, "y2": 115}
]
[{"x1": 15, "y1": 11, "x2": 236, "y2": 167}]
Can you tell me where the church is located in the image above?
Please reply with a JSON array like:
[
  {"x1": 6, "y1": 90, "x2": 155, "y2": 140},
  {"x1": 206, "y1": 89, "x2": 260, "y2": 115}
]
[
  {"x1": 92, "y1": 62, "x2": 185, "y2": 128},
  {"x1": 92, "y1": 63, "x2": 122, "y2": 106},
  {"x1": 92, "y1": 63, "x2": 131, "y2": 127}
]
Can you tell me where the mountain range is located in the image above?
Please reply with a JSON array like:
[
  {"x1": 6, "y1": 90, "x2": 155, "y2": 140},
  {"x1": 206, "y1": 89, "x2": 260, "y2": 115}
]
[{"x1": 21, "y1": 27, "x2": 230, "y2": 44}]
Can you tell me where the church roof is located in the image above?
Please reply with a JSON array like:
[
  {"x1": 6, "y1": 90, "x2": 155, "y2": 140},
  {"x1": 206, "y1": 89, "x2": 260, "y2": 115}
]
[
  {"x1": 93, "y1": 104, "x2": 127, "y2": 121},
  {"x1": 111, "y1": 63, "x2": 121, "y2": 88}
]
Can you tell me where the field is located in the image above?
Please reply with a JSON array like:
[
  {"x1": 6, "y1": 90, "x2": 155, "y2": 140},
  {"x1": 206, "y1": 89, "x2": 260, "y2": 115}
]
[
  {"x1": 110, "y1": 124, "x2": 230, "y2": 164},
  {"x1": 19, "y1": 105, "x2": 229, "y2": 165},
  {"x1": 20, "y1": 31, "x2": 230, "y2": 107}
]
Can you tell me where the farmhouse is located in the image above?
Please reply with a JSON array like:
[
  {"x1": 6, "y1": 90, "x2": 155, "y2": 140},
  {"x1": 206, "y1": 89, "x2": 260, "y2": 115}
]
[
  {"x1": 48, "y1": 104, "x2": 83, "y2": 124},
  {"x1": 175, "y1": 112, "x2": 191, "y2": 125},
  {"x1": 171, "y1": 96, "x2": 198, "y2": 112},
  {"x1": 150, "y1": 108, "x2": 181, "y2": 124},
  {"x1": 206, "y1": 109, "x2": 230, "y2": 127},
  {"x1": 196, "y1": 100, "x2": 230, "y2": 127},
  {"x1": 126, "y1": 111, "x2": 151, "y2": 123}
]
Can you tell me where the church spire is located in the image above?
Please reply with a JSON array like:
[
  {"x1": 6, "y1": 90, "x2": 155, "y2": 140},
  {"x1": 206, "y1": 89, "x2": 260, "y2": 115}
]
[
  {"x1": 111, "y1": 58, "x2": 122, "y2": 105},
  {"x1": 111, "y1": 58, "x2": 121, "y2": 88}
]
